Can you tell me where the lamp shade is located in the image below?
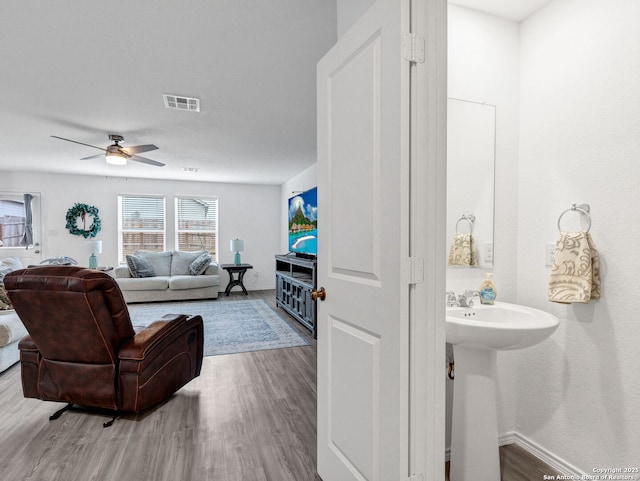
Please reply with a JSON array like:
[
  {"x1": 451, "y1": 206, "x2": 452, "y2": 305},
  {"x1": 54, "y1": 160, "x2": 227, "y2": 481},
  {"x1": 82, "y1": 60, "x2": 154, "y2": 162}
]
[
  {"x1": 230, "y1": 239, "x2": 244, "y2": 252},
  {"x1": 91, "y1": 240, "x2": 103, "y2": 254}
]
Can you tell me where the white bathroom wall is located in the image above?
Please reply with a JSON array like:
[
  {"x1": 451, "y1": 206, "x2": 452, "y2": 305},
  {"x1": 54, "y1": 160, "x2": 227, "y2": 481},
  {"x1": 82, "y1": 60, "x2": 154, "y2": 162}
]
[
  {"x1": 447, "y1": 4, "x2": 521, "y2": 449},
  {"x1": 2, "y1": 171, "x2": 280, "y2": 291},
  {"x1": 516, "y1": 0, "x2": 640, "y2": 472}
]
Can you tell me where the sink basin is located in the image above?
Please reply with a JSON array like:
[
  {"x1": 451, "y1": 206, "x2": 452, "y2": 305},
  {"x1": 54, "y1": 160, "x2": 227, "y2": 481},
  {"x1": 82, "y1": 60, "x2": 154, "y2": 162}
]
[
  {"x1": 446, "y1": 301, "x2": 559, "y2": 351},
  {"x1": 447, "y1": 302, "x2": 559, "y2": 481}
]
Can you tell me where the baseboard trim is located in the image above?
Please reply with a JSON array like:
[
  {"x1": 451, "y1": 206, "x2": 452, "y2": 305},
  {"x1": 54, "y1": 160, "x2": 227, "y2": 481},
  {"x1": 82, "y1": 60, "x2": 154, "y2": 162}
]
[
  {"x1": 509, "y1": 432, "x2": 587, "y2": 478},
  {"x1": 445, "y1": 431, "x2": 587, "y2": 478}
]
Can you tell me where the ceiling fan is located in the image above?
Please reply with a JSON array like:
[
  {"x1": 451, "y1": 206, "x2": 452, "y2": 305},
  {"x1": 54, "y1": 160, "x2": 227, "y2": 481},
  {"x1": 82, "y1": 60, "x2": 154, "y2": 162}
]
[{"x1": 51, "y1": 134, "x2": 165, "y2": 167}]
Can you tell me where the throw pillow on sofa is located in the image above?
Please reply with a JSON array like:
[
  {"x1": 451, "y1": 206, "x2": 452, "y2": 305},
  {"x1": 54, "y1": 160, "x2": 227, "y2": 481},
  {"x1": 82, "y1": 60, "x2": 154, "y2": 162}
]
[
  {"x1": 0, "y1": 256, "x2": 23, "y2": 283},
  {"x1": 1, "y1": 257, "x2": 23, "y2": 309},
  {"x1": 126, "y1": 255, "x2": 156, "y2": 278},
  {"x1": 0, "y1": 267, "x2": 12, "y2": 283},
  {"x1": 0, "y1": 284, "x2": 12, "y2": 310},
  {"x1": 189, "y1": 252, "x2": 212, "y2": 276},
  {"x1": 134, "y1": 250, "x2": 172, "y2": 276},
  {"x1": 171, "y1": 250, "x2": 207, "y2": 276}
]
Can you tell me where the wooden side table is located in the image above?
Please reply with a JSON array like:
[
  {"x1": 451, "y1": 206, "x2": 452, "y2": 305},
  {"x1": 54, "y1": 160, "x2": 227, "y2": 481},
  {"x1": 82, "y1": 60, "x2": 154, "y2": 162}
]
[{"x1": 220, "y1": 264, "x2": 253, "y2": 295}]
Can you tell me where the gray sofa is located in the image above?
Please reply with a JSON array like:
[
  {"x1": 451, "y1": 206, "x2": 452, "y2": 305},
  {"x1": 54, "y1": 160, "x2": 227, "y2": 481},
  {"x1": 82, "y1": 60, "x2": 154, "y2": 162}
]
[{"x1": 114, "y1": 250, "x2": 221, "y2": 303}]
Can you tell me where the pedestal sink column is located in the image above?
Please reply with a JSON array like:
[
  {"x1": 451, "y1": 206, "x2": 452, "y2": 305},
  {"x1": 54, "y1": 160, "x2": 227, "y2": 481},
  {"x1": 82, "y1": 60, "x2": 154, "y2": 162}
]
[{"x1": 450, "y1": 345, "x2": 501, "y2": 481}]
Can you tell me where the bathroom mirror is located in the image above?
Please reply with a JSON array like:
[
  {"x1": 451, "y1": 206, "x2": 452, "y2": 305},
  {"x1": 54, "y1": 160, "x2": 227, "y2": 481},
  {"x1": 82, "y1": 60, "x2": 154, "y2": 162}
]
[{"x1": 447, "y1": 98, "x2": 496, "y2": 268}]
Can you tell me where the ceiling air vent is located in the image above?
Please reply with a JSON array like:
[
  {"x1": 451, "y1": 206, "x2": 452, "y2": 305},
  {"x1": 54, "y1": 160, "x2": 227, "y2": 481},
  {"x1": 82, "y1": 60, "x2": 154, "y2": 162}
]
[{"x1": 163, "y1": 94, "x2": 200, "y2": 112}]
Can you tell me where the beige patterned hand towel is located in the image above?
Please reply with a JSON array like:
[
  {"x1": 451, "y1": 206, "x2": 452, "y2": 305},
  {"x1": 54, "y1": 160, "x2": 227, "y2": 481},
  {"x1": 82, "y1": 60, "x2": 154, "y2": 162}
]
[
  {"x1": 448, "y1": 234, "x2": 478, "y2": 267},
  {"x1": 548, "y1": 231, "x2": 601, "y2": 303}
]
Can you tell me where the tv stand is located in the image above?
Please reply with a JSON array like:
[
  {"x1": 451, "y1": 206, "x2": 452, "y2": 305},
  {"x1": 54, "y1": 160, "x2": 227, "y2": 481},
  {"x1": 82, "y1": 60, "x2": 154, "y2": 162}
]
[{"x1": 275, "y1": 254, "x2": 317, "y2": 338}]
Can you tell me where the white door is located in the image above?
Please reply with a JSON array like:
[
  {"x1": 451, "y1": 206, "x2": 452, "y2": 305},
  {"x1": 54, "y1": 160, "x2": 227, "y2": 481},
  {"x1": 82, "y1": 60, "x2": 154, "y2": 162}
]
[{"x1": 316, "y1": 0, "x2": 412, "y2": 479}]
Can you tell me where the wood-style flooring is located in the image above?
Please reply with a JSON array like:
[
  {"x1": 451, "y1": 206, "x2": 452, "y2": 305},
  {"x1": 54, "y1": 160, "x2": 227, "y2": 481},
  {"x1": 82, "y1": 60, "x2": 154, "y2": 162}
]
[{"x1": 0, "y1": 289, "x2": 559, "y2": 481}]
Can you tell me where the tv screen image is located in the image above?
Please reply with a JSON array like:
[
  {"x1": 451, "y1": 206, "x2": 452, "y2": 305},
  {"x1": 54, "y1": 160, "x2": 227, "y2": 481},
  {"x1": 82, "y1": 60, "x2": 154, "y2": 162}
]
[{"x1": 288, "y1": 187, "x2": 317, "y2": 256}]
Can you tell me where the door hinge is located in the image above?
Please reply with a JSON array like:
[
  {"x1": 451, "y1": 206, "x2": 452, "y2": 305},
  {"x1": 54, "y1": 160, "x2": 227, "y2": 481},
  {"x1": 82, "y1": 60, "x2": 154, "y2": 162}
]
[
  {"x1": 408, "y1": 474, "x2": 424, "y2": 481},
  {"x1": 402, "y1": 257, "x2": 424, "y2": 285},
  {"x1": 402, "y1": 33, "x2": 425, "y2": 63}
]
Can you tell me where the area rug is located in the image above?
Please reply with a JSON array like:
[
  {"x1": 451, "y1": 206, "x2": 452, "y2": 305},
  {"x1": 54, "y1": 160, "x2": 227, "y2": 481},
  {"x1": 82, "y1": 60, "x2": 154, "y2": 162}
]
[{"x1": 128, "y1": 299, "x2": 309, "y2": 356}]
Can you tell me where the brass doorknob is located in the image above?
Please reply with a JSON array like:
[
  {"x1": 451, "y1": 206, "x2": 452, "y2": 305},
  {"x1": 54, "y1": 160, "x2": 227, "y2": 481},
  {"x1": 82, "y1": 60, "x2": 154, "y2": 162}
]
[{"x1": 311, "y1": 287, "x2": 327, "y2": 301}]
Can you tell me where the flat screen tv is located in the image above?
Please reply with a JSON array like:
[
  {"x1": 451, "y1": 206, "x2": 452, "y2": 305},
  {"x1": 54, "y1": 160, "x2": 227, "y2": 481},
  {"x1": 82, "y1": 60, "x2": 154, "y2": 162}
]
[{"x1": 288, "y1": 187, "x2": 317, "y2": 257}]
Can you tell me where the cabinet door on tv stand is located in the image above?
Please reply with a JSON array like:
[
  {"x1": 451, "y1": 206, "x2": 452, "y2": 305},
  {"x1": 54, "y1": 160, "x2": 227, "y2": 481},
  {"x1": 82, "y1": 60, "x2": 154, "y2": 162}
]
[
  {"x1": 276, "y1": 274, "x2": 284, "y2": 304},
  {"x1": 303, "y1": 289, "x2": 316, "y2": 335}
]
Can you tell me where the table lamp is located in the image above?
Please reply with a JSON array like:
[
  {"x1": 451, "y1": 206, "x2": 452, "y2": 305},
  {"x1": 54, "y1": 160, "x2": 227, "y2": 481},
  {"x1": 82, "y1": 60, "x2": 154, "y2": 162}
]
[
  {"x1": 230, "y1": 239, "x2": 244, "y2": 265},
  {"x1": 89, "y1": 240, "x2": 102, "y2": 269}
]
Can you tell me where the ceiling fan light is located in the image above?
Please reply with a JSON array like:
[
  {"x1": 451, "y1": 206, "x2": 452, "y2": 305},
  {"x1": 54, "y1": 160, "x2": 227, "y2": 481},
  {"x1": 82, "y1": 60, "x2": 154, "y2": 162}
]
[{"x1": 105, "y1": 152, "x2": 127, "y2": 165}]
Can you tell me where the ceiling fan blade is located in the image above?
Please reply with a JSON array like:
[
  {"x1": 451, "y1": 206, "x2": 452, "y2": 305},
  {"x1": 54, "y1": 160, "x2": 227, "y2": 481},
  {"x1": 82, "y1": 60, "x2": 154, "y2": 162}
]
[
  {"x1": 129, "y1": 154, "x2": 165, "y2": 167},
  {"x1": 80, "y1": 153, "x2": 106, "y2": 161},
  {"x1": 122, "y1": 144, "x2": 159, "y2": 155},
  {"x1": 50, "y1": 135, "x2": 106, "y2": 152}
]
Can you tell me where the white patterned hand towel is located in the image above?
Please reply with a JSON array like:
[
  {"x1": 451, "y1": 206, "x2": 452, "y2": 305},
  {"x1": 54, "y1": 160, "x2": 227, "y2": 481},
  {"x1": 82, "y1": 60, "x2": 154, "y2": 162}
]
[
  {"x1": 448, "y1": 234, "x2": 478, "y2": 267},
  {"x1": 548, "y1": 231, "x2": 601, "y2": 303}
]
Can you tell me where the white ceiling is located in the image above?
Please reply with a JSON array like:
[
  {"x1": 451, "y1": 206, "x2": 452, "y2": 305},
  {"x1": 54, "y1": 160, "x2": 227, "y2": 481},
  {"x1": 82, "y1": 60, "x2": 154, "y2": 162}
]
[
  {"x1": 448, "y1": 0, "x2": 553, "y2": 22},
  {"x1": 0, "y1": 0, "x2": 337, "y2": 185},
  {"x1": 1, "y1": 0, "x2": 550, "y2": 186}
]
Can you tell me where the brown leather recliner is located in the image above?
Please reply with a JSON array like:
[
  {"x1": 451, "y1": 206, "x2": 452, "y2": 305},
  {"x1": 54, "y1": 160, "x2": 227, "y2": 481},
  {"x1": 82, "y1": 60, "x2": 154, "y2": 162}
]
[{"x1": 4, "y1": 265, "x2": 203, "y2": 419}]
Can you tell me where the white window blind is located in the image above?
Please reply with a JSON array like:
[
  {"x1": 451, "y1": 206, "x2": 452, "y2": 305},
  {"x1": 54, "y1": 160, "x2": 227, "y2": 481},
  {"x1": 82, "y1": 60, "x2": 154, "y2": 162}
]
[
  {"x1": 175, "y1": 197, "x2": 218, "y2": 260},
  {"x1": 118, "y1": 195, "x2": 166, "y2": 262}
]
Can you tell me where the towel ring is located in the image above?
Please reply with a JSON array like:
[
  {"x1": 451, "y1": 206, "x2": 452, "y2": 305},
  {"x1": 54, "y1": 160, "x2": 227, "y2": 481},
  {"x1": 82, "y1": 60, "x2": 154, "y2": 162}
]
[
  {"x1": 456, "y1": 214, "x2": 475, "y2": 235},
  {"x1": 557, "y1": 203, "x2": 591, "y2": 233}
]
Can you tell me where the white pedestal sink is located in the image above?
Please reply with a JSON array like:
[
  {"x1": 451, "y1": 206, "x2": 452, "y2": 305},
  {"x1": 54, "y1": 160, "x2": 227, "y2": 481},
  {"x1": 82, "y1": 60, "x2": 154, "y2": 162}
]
[{"x1": 446, "y1": 301, "x2": 559, "y2": 481}]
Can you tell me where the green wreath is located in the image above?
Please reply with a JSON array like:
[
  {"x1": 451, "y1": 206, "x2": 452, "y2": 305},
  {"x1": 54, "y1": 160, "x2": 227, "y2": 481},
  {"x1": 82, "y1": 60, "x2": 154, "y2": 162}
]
[{"x1": 66, "y1": 203, "x2": 101, "y2": 238}]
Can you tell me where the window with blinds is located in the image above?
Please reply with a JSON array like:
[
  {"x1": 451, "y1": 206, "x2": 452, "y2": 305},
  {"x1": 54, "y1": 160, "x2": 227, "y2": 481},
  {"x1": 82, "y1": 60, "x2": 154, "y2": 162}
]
[
  {"x1": 118, "y1": 195, "x2": 166, "y2": 262},
  {"x1": 175, "y1": 197, "x2": 218, "y2": 259}
]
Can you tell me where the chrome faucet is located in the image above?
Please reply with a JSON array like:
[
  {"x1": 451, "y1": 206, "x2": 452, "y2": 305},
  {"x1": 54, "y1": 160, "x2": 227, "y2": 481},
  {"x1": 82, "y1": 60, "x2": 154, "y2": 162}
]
[
  {"x1": 446, "y1": 291, "x2": 460, "y2": 307},
  {"x1": 458, "y1": 290, "x2": 479, "y2": 307}
]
